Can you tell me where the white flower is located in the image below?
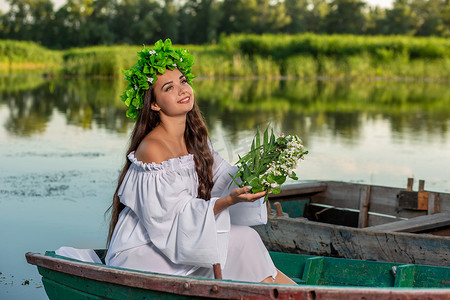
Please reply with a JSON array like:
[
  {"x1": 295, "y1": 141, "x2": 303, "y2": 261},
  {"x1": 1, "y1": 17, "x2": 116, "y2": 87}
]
[
  {"x1": 147, "y1": 77, "x2": 153, "y2": 84},
  {"x1": 180, "y1": 58, "x2": 183, "y2": 62},
  {"x1": 134, "y1": 85, "x2": 138, "y2": 90},
  {"x1": 149, "y1": 50, "x2": 156, "y2": 55},
  {"x1": 172, "y1": 63, "x2": 177, "y2": 67}
]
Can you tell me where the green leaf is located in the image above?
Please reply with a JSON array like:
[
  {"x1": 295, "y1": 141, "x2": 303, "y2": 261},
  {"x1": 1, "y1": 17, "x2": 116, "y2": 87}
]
[
  {"x1": 255, "y1": 128, "x2": 260, "y2": 150},
  {"x1": 271, "y1": 187, "x2": 281, "y2": 194},
  {"x1": 247, "y1": 175, "x2": 259, "y2": 188},
  {"x1": 154, "y1": 39, "x2": 163, "y2": 50},
  {"x1": 267, "y1": 173, "x2": 275, "y2": 183},
  {"x1": 290, "y1": 171, "x2": 298, "y2": 180},
  {"x1": 163, "y1": 39, "x2": 172, "y2": 50},
  {"x1": 275, "y1": 176, "x2": 286, "y2": 185},
  {"x1": 229, "y1": 174, "x2": 244, "y2": 188},
  {"x1": 252, "y1": 186, "x2": 265, "y2": 193},
  {"x1": 243, "y1": 164, "x2": 250, "y2": 179},
  {"x1": 263, "y1": 126, "x2": 268, "y2": 152},
  {"x1": 255, "y1": 128, "x2": 260, "y2": 170}
]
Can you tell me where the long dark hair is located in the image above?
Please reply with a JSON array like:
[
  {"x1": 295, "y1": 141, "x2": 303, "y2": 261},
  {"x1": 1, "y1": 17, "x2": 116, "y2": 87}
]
[{"x1": 106, "y1": 85, "x2": 214, "y2": 247}]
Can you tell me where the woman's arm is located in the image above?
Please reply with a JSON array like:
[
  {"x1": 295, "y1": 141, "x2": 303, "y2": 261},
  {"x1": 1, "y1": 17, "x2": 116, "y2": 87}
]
[{"x1": 213, "y1": 186, "x2": 266, "y2": 215}]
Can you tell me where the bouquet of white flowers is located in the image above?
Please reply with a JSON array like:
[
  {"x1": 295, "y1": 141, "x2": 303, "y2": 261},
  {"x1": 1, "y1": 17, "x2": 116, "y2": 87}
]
[{"x1": 230, "y1": 126, "x2": 308, "y2": 202}]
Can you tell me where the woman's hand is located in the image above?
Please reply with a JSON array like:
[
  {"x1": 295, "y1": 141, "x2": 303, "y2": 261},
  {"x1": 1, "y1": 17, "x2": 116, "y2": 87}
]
[
  {"x1": 228, "y1": 186, "x2": 267, "y2": 204},
  {"x1": 213, "y1": 186, "x2": 267, "y2": 215}
]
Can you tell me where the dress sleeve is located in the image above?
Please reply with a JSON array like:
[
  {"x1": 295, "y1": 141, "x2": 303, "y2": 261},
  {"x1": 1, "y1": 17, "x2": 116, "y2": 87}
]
[
  {"x1": 118, "y1": 159, "x2": 230, "y2": 268},
  {"x1": 210, "y1": 147, "x2": 268, "y2": 226}
]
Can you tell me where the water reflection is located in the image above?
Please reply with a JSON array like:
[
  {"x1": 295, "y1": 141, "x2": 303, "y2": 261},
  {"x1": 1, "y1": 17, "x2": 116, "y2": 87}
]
[{"x1": 1, "y1": 75, "x2": 449, "y2": 141}]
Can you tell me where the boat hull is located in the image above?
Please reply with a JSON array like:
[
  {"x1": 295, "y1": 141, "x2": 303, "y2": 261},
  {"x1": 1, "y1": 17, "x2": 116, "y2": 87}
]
[
  {"x1": 254, "y1": 216, "x2": 450, "y2": 267},
  {"x1": 256, "y1": 180, "x2": 450, "y2": 266},
  {"x1": 26, "y1": 251, "x2": 450, "y2": 300}
]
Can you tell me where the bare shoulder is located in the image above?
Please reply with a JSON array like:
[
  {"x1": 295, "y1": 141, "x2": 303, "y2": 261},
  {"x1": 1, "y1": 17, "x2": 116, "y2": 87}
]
[{"x1": 135, "y1": 136, "x2": 170, "y2": 165}]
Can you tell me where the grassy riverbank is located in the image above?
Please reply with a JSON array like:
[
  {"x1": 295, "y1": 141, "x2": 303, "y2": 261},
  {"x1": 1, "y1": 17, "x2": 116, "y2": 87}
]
[
  {"x1": 1, "y1": 34, "x2": 450, "y2": 79},
  {"x1": 0, "y1": 40, "x2": 62, "y2": 73}
]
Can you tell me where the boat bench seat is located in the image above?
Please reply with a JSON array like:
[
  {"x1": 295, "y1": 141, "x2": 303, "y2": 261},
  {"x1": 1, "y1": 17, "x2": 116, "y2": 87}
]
[{"x1": 269, "y1": 252, "x2": 450, "y2": 288}]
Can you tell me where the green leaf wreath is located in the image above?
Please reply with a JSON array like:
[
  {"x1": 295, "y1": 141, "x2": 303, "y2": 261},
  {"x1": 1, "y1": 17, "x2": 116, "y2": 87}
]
[{"x1": 120, "y1": 39, "x2": 196, "y2": 121}]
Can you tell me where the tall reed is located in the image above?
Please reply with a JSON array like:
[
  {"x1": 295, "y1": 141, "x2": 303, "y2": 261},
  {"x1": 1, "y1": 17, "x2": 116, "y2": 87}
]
[
  {"x1": 2, "y1": 34, "x2": 450, "y2": 79},
  {"x1": 0, "y1": 40, "x2": 62, "y2": 73}
]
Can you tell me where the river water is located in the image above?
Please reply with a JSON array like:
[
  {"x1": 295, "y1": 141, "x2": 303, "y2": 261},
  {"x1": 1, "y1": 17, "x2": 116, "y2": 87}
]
[{"x1": 0, "y1": 75, "x2": 449, "y2": 299}]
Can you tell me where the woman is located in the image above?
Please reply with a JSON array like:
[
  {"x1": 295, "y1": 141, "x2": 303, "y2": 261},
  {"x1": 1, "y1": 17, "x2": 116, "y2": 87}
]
[{"x1": 105, "y1": 39, "x2": 295, "y2": 284}]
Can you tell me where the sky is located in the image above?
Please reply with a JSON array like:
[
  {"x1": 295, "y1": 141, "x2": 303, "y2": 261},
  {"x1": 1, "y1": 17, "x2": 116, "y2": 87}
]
[{"x1": 0, "y1": 0, "x2": 394, "y2": 14}]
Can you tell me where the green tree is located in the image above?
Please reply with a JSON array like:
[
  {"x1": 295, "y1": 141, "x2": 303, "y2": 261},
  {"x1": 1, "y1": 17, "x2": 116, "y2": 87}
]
[
  {"x1": 155, "y1": 0, "x2": 179, "y2": 42},
  {"x1": 84, "y1": 0, "x2": 116, "y2": 45},
  {"x1": 52, "y1": 0, "x2": 95, "y2": 47},
  {"x1": 385, "y1": 0, "x2": 419, "y2": 35},
  {"x1": 365, "y1": 6, "x2": 389, "y2": 35},
  {"x1": 412, "y1": 0, "x2": 446, "y2": 36},
  {"x1": 252, "y1": 0, "x2": 291, "y2": 33},
  {"x1": 441, "y1": 0, "x2": 450, "y2": 36},
  {"x1": 178, "y1": 0, "x2": 222, "y2": 44},
  {"x1": 284, "y1": 0, "x2": 308, "y2": 33},
  {"x1": 0, "y1": 0, "x2": 54, "y2": 43},
  {"x1": 326, "y1": 0, "x2": 367, "y2": 34},
  {"x1": 218, "y1": 0, "x2": 258, "y2": 34},
  {"x1": 305, "y1": 0, "x2": 330, "y2": 33},
  {"x1": 111, "y1": 0, "x2": 161, "y2": 45}
]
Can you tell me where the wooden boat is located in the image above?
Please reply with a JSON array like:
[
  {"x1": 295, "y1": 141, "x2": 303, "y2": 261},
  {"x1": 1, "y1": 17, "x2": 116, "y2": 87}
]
[
  {"x1": 254, "y1": 179, "x2": 450, "y2": 267},
  {"x1": 26, "y1": 250, "x2": 450, "y2": 299}
]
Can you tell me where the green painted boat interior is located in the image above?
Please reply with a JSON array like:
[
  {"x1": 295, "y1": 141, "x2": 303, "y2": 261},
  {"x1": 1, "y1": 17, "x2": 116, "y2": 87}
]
[
  {"x1": 39, "y1": 268, "x2": 204, "y2": 300},
  {"x1": 270, "y1": 199, "x2": 309, "y2": 218},
  {"x1": 41, "y1": 250, "x2": 450, "y2": 290},
  {"x1": 268, "y1": 251, "x2": 450, "y2": 288}
]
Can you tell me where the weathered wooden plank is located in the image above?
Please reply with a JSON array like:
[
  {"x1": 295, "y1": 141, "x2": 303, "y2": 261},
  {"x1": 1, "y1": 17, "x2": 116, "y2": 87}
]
[
  {"x1": 302, "y1": 257, "x2": 324, "y2": 285},
  {"x1": 358, "y1": 185, "x2": 371, "y2": 228},
  {"x1": 428, "y1": 192, "x2": 441, "y2": 215},
  {"x1": 253, "y1": 216, "x2": 450, "y2": 267},
  {"x1": 268, "y1": 181, "x2": 327, "y2": 199},
  {"x1": 366, "y1": 214, "x2": 407, "y2": 227},
  {"x1": 294, "y1": 181, "x2": 450, "y2": 224},
  {"x1": 274, "y1": 202, "x2": 284, "y2": 217},
  {"x1": 310, "y1": 181, "x2": 428, "y2": 221},
  {"x1": 364, "y1": 212, "x2": 450, "y2": 233},
  {"x1": 318, "y1": 257, "x2": 397, "y2": 287},
  {"x1": 413, "y1": 264, "x2": 450, "y2": 288},
  {"x1": 398, "y1": 190, "x2": 429, "y2": 211},
  {"x1": 418, "y1": 180, "x2": 425, "y2": 192},
  {"x1": 407, "y1": 178, "x2": 414, "y2": 191},
  {"x1": 394, "y1": 265, "x2": 416, "y2": 287},
  {"x1": 213, "y1": 264, "x2": 222, "y2": 279}
]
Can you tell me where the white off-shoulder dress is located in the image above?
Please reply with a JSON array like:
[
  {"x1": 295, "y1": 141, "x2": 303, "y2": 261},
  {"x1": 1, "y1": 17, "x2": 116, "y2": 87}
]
[{"x1": 104, "y1": 149, "x2": 277, "y2": 282}]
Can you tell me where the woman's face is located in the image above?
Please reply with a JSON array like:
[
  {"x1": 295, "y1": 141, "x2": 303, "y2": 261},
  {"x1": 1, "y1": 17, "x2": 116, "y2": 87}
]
[{"x1": 150, "y1": 68, "x2": 194, "y2": 117}]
